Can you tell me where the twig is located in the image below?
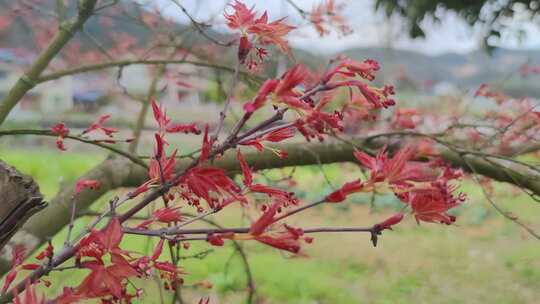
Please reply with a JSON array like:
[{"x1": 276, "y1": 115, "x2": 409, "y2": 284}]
[{"x1": 0, "y1": 129, "x2": 147, "y2": 168}]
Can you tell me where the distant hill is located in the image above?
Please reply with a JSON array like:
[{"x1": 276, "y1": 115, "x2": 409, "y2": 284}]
[
  {"x1": 2, "y1": 0, "x2": 540, "y2": 97},
  {"x1": 328, "y1": 47, "x2": 540, "y2": 97}
]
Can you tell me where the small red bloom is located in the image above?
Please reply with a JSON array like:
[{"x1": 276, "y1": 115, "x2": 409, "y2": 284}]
[
  {"x1": 254, "y1": 225, "x2": 312, "y2": 254},
  {"x1": 353, "y1": 146, "x2": 432, "y2": 190},
  {"x1": 130, "y1": 135, "x2": 177, "y2": 199},
  {"x1": 274, "y1": 64, "x2": 310, "y2": 109},
  {"x1": 243, "y1": 79, "x2": 279, "y2": 113},
  {"x1": 207, "y1": 234, "x2": 225, "y2": 246},
  {"x1": 237, "y1": 35, "x2": 252, "y2": 63},
  {"x1": 75, "y1": 179, "x2": 100, "y2": 194},
  {"x1": 51, "y1": 123, "x2": 69, "y2": 137},
  {"x1": 180, "y1": 166, "x2": 243, "y2": 209},
  {"x1": 250, "y1": 202, "x2": 279, "y2": 236},
  {"x1": 323, "y1": 58, "x2": 380, "y2": 82},
  {"x1": 263, "y1": 126, "x2": 296, "y2": 142},
  {"x1": 239, "y1": 126, "x2": 295, "y2": 156},
  {"x1": 153, "y1": 261, "x2": 185, "y2": 291},
  {"x1": 75, "y1": 217, "x2": 127, "y2": 263},
  {"x1": 248, "y1": 184, "x2": 297, "y2": 206},
  {"x1": 325, "y1": 179, "x2": 363, "y2": 203},
  {"x1": 152, "y1": 207, "x2": 183, "y2": 224},
  {"x1": 51, "y1": 123, "x2": 69, "y2": 151},
  {"x1": 374, "y1": 213, "x2": 404, "y2": 231},
  {"x1": 35, "y1": 242, "x2": 54, "y2": 261},
  {"x1": 243, "y1": 65, "x2": 309, "y2": 113},
  {"x1": 82, "y1": 114, "x2": 118, "y2": 138}
]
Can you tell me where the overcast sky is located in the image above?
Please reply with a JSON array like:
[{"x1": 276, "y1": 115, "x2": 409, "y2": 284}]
[{"x1": 155, "y1": 0, "x2": 540, "y2": 55}]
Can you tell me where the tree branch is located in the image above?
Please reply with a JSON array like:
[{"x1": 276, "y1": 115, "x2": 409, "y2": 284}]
[
  {"x1": 37, "y1": 59, "x2": 262, "y2": 84},
  {"x1": 0, "y1": 0, "x2": 98, "y2": 125},
  {"x1": 0, "y1": 129, "x2": 147, "y2": 168},
  {"x1": 3, "y1": 135, "x2": 540, "y2": 273}
]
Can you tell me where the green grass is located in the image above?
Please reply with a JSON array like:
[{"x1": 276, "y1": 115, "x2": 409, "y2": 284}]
[
  {"x1": 0, "y1": 148, "x2": 105, "y2": 197},
  {"x1": 2, "y1": 149, "x2": 540, "y2": 303}
]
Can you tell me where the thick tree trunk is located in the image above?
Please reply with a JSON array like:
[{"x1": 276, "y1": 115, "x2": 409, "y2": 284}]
[{"x1": 0, "y1": 161, "x2": 46, "y2": 252}]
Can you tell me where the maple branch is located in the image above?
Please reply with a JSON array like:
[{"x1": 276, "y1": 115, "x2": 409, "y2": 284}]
[
  {"x1": 170, "y1": 0, "x2": 233, "y2": 47},
  {"x1": 37, "y1": 59, "x2": 261, "y2": 84},
  {"x1": 0, "y1": 129, "x2": 147, "y2": 168},
  {"x1": 273, "y1": 199, "x2": 326, "y2": 222},
  {"x1": 3, "y1": 132, "x2": 540, "y2": 300},
  {"x1": 462, "y1": 156, "x2": 540, "y2": 239},
  {"x1": 122, "y1": 226, "x2": 374, "y2": 237},
  {"x1": 6, "y1": 133, "x2": 540, "y2": 272}
]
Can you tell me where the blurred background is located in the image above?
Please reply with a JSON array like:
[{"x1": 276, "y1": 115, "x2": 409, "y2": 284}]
[{"x1": 0, "y1": 0, "x2": 539, "y2": 303}]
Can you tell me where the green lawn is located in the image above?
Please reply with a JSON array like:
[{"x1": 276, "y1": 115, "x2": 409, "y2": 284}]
[{"x1": 1, "y1": 149, "x2": 539, "y2": 303}]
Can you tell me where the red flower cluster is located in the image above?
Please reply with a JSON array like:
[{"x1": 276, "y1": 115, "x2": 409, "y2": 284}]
[
  {"x1": 59, "y1": 218, "x2": 140, "y2": 303},
  {"x1": 243, "y1": 64, "x2": 309, "y2": 113},
  {"x1": 225, "y1": 1, "x2": 295, "y2": 69},
  {"x1": 239, "y1": 126, "x2": 295, "y2": 158},
  {"x1": 179, "y1": 166, "x2": 243, "y2": 210},
  {"x1": 241, "y1": 57, "x2": 395, "y2": 142},
  {"x1": 254, "y1": 224, "x2": 313, "y2": 254},
  {"x1": 323, "y1": 144, "x2": 464, "y2": 228},
  {"x1": 323, "y1": 58, "x2": 396, "y2": 109},
  {"x1": 129, "y1": 100, "x2": 202, "y2": 200},
  {"x1": 137, "y1": 207, "x2": 183, "y2": 229},
  {"x1": 130, "y1": 135, "x2": 177, "y2": 199},
  {"x1": 51, "y1": 123, "x2": 69, "y2": 151},
  {"x1": 354, "y1": 146, "x2": 465, "y2": 224},
  {"x1": 354, "y1": 146, "x2": 432, "y2": 190},
  {"x1": 294, "y1": 94, "x2": 344, "y2": 141},
  {"x1": 237, "y1": 149, "x2": 298, "y2": 207}
]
